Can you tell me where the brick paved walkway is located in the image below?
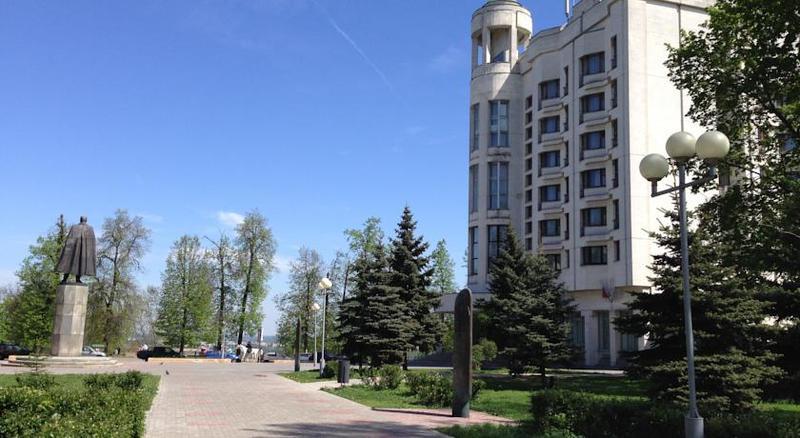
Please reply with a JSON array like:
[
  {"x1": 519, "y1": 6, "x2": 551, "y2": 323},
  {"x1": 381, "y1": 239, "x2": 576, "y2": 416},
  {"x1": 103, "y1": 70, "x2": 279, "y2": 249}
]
[{"x1": 1, "y1": 358, "x2": 513, "y2": 437}]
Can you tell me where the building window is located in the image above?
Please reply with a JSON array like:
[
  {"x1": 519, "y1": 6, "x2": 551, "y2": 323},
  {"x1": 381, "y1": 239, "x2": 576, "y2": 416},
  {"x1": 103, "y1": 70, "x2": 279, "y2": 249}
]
[
  {"x1": 525, "y1": 157, "x2": 532, "y2": 171},
  {"x1": 581, "y1": 131, "x2": 605, "y2": 151},
  {"x1": 525, "y1": 205, "x2": 532, "y2": 219},
  {"x1": 580, "y1": 92, "x2": 605, "y2": 116},
  {"x1": 525, "y1": 221, "x2": 533, "y2": 235},
  {"x1": 581, "y1": 52, "x2": 605, "y2": 78},
  {"x1": 564, "y1": 105, "x2": 569, "y2": 131},
  {"x1": 488, "y1": 162, "x2": 509, "y2": 210},
  {"x1": 525, "y1": 238, "x2": 532, "y2": 250},
  {"x1": 581, "y1": 168, "x2": 606, "y2": 190},
  {"x1": 525, "y1": 95, "x2": 533, "y2": 109},
  {"x1": 564, "y1": 213, "x2": 570, "y2": 240},
  {"x1": 614, "y1": 240, "x2": 621, "y2": 261},
  {"x1": 471, "y1": 104, "x2": 480, "y2": 151},
  {"x1": 582, "y1": 245, "x2": 608, "y2": 265},
  {"x1": 540, "y1": 219, "x2": 560, "y2": 238},
  {"x1": 539, "y1": 79, "x2": 560, "y2": 105},
  {"x1": 469, "y1": 227, "x2": 478, "y2": 275},
  {"x1": 563, "y1": 66, "x2": 569, "y2": 95},
  {"x1": 565, "y1": 249, "x2": 571, "y2": 268},
  {"x1": 611, "y1": 36, "x2": 618, "y2": 69},
  {"x1": 620, "y1": 312, "x2": 639, "y2": 352},
  {"x1": 597, "y1": 310, "x2": 610, "y2": 352},
  {"x1": 525, "y1": 111, "x2": 533, "y2": 125},
  {"x1": 525, "y1": 126, "x2": 533, "y2": 141},
  {"x1": 526, "y1": 142, "x2": 532, "y2": 156},
  {"x1": 491, "y1": 49, "x2": 508, "y2": 63},
  {"x1": 487, "y1": 225, "x2": 508, "y2": 268},
  {"x1": 539, "y1": 116, "x2": 560, "y2": 135},
  {"x1": 612, "y1": 159, "x2": 619, "y2": 188},
  {"x1": 613, "y1": 199, "x2": 620, "y2": 229},
  {"x1": 569, "y1": 313, "x2": 585, "y2": 347},
  {"x1": 525, "y1": 174, "x2": 532, "y2": 187},
  {"x1": 540, "y1": 150, "x2": 560, "y2": 169},
  {"x1": 564, "y1": 142, "x2": 570, "y2": 166},
  {"x1": 545, "y1": 254, "x2": 562, "y2": 271},
  {"x1": 611, "y1": 80, "x2": 618, "y2": 108},
  {"x1": 581, "y1": 207, "x2": 607, "y2": 228},
  {"x1": 525, "y1": 189, "x2": 532, "y2": 203},
  {"x1": 564, "y1": 176, "x2": 570, "y2": 202},
  {"x1": 612, "y1": 119, "x2": 619, "y2": 147},
  {"x1": 539, "y1": 184, "x2": 560, "y2": 202},
  {"x1": 469, "y1": 165, "x2": 478, "y2": 213},
  {"x1": 490, "y1": 100, "x2": 509, "y2": 147}
]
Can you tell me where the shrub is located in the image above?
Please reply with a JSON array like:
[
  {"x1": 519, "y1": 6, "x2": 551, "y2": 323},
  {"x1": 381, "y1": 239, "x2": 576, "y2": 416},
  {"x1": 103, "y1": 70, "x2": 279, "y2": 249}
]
[
  {"x1": 471, "y1": 379, "x2": 486, "y2": 399},
  {"x1": 321, "y1": 362, "x2": 338, "y2": 379},
  {"x1": 472, "y1": 339, "x2": 498, "y2": 370},
  {"x1": 361, "y1": 365, "x2": 403, "y2": 390},
  {"x1": 85, "y1": 371, "x2": 145, "y2": 391},
  {"x1": 406, "y1": 371, "x2": 452, "y2": 406},
  {"x1": 531, "y1": 390, "x2": 800, "y2": 438},
  {"x1": 15, "y1": 371, "x2": 56, "y2": 390}
]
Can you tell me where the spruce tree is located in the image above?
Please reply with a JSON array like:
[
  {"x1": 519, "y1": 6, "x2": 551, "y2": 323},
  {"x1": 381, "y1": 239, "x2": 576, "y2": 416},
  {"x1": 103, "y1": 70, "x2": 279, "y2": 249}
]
[
  {"x1": 337, "y1": 252, "x2": 371, "y2": 366},
  {"x1": 360, "y1": 243, "x2": 412, "y2": 366},
  {"x1": 389, "y1": 207, "x2": 443, "y2": 366},
  {"x1": 482, "y1": 227, "x2": 575, "y2": 381},
  {"x1": 615, "y1": 209, "x2": 782, "y2": 414}
]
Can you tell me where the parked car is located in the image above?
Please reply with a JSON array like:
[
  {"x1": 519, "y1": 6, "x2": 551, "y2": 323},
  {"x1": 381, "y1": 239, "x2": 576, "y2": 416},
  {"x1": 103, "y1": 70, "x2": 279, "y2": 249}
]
[
  {"x1": 203, "y1": 350, "x2": 239, "y2": 361},
  {"x1": 0, "y1": 343, "x2": 30, "y2": 360},
  {"x1": 82, "y1": 346, "x2": 106, "y2": 357},
  {"x1": 136, "y1": 346, "x2": 182, "y2": 361}
]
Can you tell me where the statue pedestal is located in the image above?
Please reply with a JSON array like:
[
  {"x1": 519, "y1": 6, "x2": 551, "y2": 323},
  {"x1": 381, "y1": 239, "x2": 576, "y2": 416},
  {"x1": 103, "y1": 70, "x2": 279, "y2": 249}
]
[{"x1": 51, "y1": 284, "x2": 88, "y2": 357}]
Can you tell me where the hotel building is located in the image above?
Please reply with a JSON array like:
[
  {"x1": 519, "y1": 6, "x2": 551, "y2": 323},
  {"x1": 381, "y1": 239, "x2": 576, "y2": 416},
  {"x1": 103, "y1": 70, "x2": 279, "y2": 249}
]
[{"x1": 466, "y1": 0, "x2": 714, "y2": 367}]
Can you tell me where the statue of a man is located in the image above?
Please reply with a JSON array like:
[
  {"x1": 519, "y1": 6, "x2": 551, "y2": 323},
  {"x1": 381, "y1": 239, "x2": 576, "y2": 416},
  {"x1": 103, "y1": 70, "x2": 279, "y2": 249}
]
[{"x1": 56, "y1": 216, "x2": 97, "y2": 284}]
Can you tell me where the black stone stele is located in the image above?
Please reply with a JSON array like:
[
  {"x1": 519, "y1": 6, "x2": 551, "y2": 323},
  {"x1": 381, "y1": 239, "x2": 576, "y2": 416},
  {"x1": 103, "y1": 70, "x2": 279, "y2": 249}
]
[
  {"x1": 294, "y1": 316, "x2": 301, "y2": 372},
  {"x1": 56, "y1": 216, "x2": 97, "y2": 284},
  {"x1": 452, "y1": 288, "x2": 473, "y2": 418}
]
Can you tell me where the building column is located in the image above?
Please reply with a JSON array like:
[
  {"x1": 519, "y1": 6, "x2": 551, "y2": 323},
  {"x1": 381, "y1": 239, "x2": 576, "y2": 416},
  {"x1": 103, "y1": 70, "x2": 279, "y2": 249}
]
[
  {"x1": 609, "y1": 310, "x2": 620, "y2": 367},
  {"x1": 483, "y1": 27, "x2": 491, "y2": 64},
  {"x1": 581, "y1": 310, "x2": 596, "y2": 366},
  {"x1": 509, "y1": 25, "x2": 518, "y2": 65}
]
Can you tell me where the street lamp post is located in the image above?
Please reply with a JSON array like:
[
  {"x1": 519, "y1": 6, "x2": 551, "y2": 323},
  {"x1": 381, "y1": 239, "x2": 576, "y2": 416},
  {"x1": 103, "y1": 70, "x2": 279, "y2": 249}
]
[
  {"x1": 639, "y1": 130, "x2": 730, "y2": 438},
  {"x1": 312, "y1": 302, "x2": 321, "y2": 368},
  {"x1": 318, "y1": 277, "x2": 333, "y2": 377}
]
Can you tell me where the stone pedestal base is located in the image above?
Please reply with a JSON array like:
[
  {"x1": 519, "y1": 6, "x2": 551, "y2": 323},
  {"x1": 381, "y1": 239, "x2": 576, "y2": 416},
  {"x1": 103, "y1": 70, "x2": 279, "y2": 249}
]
[{"x1": 51, "y1": 283, "x2": 88, "y2": 357}]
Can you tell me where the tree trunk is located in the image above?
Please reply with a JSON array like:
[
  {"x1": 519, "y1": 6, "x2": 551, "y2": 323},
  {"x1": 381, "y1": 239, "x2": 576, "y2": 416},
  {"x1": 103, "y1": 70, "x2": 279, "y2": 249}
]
[
  {"x1": 216, "y1": 251, "x2": 226, "y2": 350},
  {"x1": 237, "y1": 250, "x2": 255, "y2": 344},
  {"x1": 104, "y1": 248, "x2": 120, "y2": 353},
  {"x1": 540, "y1": 363, "x2": 547, "y2": 387}
]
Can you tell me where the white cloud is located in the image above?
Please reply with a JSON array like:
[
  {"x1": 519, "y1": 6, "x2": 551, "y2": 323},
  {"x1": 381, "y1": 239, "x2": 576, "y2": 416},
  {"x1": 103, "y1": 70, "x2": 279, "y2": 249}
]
[
  {"x1": 216, "y1": 211, "x2": 245, "y2": 227},
  {"x1": 272, "y1": 254, "x2": 293, "y2": 273},
  {"x1": 137, "y1": 212, "x2": 164, "y2": 224},
  {"x1": 429, "y1": 46, "x2": 464, "y2": 73}
]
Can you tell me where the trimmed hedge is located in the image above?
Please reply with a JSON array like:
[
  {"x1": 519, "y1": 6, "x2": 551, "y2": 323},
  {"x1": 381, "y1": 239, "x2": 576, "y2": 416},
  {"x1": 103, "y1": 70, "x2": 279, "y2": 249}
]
[
  {"x1": 531, "y1": 389, "x2": 800, "y2": 438},
  {"x1": 0, "y1": 371, "x2": 157, "y2": 438}
]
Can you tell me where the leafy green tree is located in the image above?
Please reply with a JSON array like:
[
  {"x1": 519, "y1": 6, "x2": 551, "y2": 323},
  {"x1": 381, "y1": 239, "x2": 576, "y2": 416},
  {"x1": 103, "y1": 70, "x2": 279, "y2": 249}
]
[
  {"x1": 87, "y1": 210, "x2": 151, "y2": 353},
  {"x1": 430, "y1": 239, "x2": 456, "y2": 295},
  {"x1": 205, "y1": 233, "x2": 236, "y2": 350},
  {"x1": 482, "y1": 227, "x2": 575, "y2": 381},
  {"x1": 233, "y1": 210, "x2": 276, "y2": 344},
  {"x1": 277, "y1": 247, "x2": 324, "y2": 353},
  {"x1": 155, "y1": 235, "x2": 214, "y2": 353},
  {"x1": 615, "y1": 209, "x2": 782, "y2": 414},
  {"x1": 665, "y1": 0, "x2": 800, "y2": 396},
  {"x1": 389, "y1": 207, "x2": 443, "y2": 366},
  {"x1": 2, "y1": 217, "x2": 67, "y2": 352}
]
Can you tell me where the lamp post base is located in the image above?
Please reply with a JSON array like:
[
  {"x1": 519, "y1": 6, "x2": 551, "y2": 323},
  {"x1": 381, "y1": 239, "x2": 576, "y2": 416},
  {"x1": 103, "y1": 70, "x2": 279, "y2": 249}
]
[{"x1": 685, "y1": 414, "x2": 703, "y2": 438}]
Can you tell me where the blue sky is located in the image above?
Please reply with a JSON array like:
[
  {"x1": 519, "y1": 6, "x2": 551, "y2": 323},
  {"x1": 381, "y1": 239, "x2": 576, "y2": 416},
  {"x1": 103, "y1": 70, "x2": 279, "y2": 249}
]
[{"x1": 0, "y1": 0, "x2": 565, "y2": 335}]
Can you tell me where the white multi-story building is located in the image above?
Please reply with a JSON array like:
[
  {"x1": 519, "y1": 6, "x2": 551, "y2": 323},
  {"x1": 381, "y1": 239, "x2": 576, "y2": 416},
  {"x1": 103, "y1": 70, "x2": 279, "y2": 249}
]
[{"x1": 466, "y1": 0, "x2": 714, "y2": 367}]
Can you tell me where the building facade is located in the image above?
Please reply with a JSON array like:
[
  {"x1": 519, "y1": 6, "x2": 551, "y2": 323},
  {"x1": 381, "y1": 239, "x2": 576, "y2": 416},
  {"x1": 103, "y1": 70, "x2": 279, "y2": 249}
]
[{"x1": 467, "y1": 0, "x2": 714, "y2": 367}]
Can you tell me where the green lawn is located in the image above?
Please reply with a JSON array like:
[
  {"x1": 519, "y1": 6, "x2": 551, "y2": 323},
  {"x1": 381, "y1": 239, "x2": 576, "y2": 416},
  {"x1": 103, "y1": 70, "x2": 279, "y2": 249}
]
[
  {"x1": 278, "y1": 369, "x2": 335, "y2": 383},
  {"x1": 0, "y1": 372, "x2": 160, "y2": 398},
  {"x1": 324, "y1": 373, "x2": 644, "y2": 422}
]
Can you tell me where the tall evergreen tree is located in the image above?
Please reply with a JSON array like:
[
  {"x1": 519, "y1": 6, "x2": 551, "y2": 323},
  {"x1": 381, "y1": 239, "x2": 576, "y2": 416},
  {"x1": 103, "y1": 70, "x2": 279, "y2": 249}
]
[
  {"x1": 615, "y1": 209, "x2": 782, "y2": 414},
  {"x1": 155, "y1": 235, "x2": 214, "y2": 354},
  {"x1": 482, "y1": 227, "x2": 575, "y2": 381},
  {"x1": 362, "y1": 243, "x2": 413, "y2": 366},
  {"x1": 389, "y1": 207, "x2": 443, "y2": 366},
  {"x1": 430, "y1": 239, "x2": 457, "y2": 295}
]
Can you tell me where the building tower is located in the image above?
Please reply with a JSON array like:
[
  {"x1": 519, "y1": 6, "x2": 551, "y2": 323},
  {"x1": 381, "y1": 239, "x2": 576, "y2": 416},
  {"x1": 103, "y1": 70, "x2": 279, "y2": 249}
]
[
  {"x1": 467, "y1": 1, "x2": 532, "y2": 299},
  {"x1": 465, "y1": 0, "x2": 715, "y2": 367}
]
